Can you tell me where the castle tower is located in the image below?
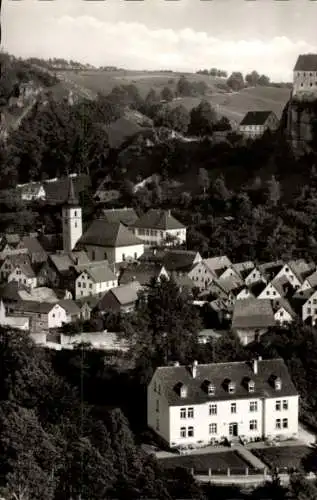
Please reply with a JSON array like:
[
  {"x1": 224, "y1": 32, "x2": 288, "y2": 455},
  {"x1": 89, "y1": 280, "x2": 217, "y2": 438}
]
[{"x1": 62, "y1": 177, "x2": 82, "y2": 252}]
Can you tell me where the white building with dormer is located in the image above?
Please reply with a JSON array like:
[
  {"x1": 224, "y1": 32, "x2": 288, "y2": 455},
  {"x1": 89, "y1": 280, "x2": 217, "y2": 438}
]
[
  {"x1": 293, "y1": 54, "x2": 317, "y2": 97},
  {"x1": 147, "y1": 358, "x2": 298, "y2": 449},
  {"x1": 62, "y1": 178, "x2": 83, "y2": 252}
]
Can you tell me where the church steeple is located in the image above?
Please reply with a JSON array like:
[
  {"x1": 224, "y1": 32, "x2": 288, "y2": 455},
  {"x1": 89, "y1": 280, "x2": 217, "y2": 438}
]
[{"x1": 65, "y1": 176, "x2": 79, "y2": 207}]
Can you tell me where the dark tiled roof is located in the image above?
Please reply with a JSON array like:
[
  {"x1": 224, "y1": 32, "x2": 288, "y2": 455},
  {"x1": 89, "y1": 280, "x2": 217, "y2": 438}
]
[
  {"x1": 19, "y1": 236, "x2": 47, "y2": 257},
  {"x1": 102, "y1": 208, "x2": 138, "y2": 226},
  {"x1": 43, "y1": 175, "x2": 91, "y2": 205},
  {"x1": 108, "y1": 281, "x2": 142, "y2": 305},
  {"x1": 0, "y1": 281, "x2": 27, "y2": 301},
  {"x1": 240, "y1": 111, "x2": 273, "y2": 127},
  {"x1": 119, "y1": 263, "x2": 165, "y2": 286},
  {"x1": 134, "y1": 209, "x2": 185, "y2": 230},
  {"x1": 13, "y1": 300, "x2": 59, "y2": 314},
  {"x1": 79, "y1": 221, "x2": 143, "y2": 248},
  {"x1": 154, "y1": 358, "x2": 297, "y2": 406},
  {"x1": 294, "y1": 54, "x2": 317, "y2": 72},
  {"x1": 58, "y1": 299, "x2": 81, "y2": 315},
  {"x1": 248, "y1": 281, "x2": 266, "y2": 297},
  {"x1": 80, "y1": 264, "x2": 117, "y2": 283},
  {"x1": 232, "y1": 298, "x2": 275, "y2": 329},
  {"x1": 49, "y1": 252, "x2": 90, "y2": 273}
]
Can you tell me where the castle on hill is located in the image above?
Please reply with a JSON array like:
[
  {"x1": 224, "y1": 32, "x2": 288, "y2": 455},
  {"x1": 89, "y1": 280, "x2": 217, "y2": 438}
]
[{"x1": 293, "y1": 54, "x2": 317, "y2": 98}]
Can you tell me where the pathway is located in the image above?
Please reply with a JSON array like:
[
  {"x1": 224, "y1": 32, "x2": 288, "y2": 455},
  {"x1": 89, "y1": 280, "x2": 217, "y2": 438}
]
[{"x1": 234, "y1": 444, "x2": 266, "y2": 470}]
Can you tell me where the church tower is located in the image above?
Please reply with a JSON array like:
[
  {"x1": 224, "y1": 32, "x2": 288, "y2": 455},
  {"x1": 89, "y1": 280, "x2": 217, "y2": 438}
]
[{"x1": 62, "y1": 177, "x2": 82, "y2": 252}]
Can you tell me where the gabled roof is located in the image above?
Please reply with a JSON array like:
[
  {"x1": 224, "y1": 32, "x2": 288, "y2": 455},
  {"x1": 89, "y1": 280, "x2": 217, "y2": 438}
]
[
  {"x1": 5, "y1": 234, "x2": 20, "y2": 246},
  {"x1": 134, "y1": 209, "x2": 185, "y2": 230},
  {"x1": 108, "y1": 281, "x2": 142, "y2": 305},
  {"x1": 0, "y1": 281, "x2": 27, "y2": 301},
  {"x1": 1, "y1": 253, "x2": 31, "y2": 267},
  {"x1": 79, "y1": 264, "x2": 116, "y2": 283},
  {"x1": 153, "y1": 358, "x2": 297, "y2": 406},
  {"x1": 272, "y1": 298, "x2": 297, "y2": 318},
  {"x1": 19, "y1": 236, "x2": 47, "y2": 257},
  {"x1": 232, "y1": 298, "x2": 275, "y2": 329},
  {"x1": 78, "y1": 221, "x2": 143, "y2": 248},
  {"x1": 270, "y1": 275, "x2": 290, "y2": 297},
  {"x1": 232, "y1": 261, "x2": 255, "y2": 278},
  {"x1": 259, "y1": 261, "x2": 284, "y2": 280},
  {"x1": 11, "y1": 261, "x2": 36, "y2": 278},
  {"x1": 163, "y1": 250, "x2": 201, "y2": 272},
  {"x1": 58, "y1": 299, "x2": 81, "y2": 315},
  {"x1": 43, "y1": 174, "x2": 91, "y2": 205},
  {"x1": 217, "y1": 275, "x2": 244, "y2": 293},
  {"x1": 13, "y1": 300, "x2": 62, "y2": 314},
  {"x1": 248, "y1": 281, "x2": 266, "y2": 297},
  {"x1": 119, "y1": 262, "x2": 166, "y2": 286},
  {"x1": 240, "y1": 111, "x2": 274, "y2": 127},
  {"x1": 204, "y1": 256, "x2": 232, "y2": 273},
  {"x1": 102, "y1": 208, "x2": 138, "y2": 226},
  {"x1": 49, "y1": 251, "x2": 90, "y2": 273},
  {"x1": 294, "y1": 54, "x2": 317, "y2": 72},
  {"x1": 288, "y1": 259, "x2": 315, "y2": 284},
  {"x1": 305, "y1": 270, "x2": 317, "y2": 288}
]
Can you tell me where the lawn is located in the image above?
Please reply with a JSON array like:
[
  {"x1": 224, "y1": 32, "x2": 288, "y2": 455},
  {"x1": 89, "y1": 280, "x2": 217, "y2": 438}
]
[
  {"x1": 158, "y1": 451, "x2": 250, "y2": 475},
  {"x1": 253, "y1": 445, "x2": 312, "y2": 472}
]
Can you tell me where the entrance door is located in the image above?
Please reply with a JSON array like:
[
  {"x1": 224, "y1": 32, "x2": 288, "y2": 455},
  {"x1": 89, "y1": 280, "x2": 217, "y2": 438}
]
[{"x1": 229, "y1": 422, "x2": 238, "y2": 437}]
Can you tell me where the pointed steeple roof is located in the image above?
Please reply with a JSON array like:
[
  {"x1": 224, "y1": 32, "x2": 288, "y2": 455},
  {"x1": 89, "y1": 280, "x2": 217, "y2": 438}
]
[{"x1": 64, "y1": 177, "x2": 79, "y2": 207}]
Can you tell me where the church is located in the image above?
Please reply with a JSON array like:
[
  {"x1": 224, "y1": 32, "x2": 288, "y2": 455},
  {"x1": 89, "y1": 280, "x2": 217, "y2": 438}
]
[{"x1": 62, "y1": 179, "x2": 144, "y2": 265}]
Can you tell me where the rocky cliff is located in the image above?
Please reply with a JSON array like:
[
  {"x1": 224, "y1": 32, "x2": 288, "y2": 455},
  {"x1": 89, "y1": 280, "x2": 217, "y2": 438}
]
[{"x1": 282, "y1": 92, "x2": 317, "y2": 156}]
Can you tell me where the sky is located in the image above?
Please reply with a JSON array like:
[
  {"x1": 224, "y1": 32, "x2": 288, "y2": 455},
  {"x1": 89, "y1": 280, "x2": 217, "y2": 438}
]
[{"x1": 2, "y1": 0, "x2": 317, "y2": 81}]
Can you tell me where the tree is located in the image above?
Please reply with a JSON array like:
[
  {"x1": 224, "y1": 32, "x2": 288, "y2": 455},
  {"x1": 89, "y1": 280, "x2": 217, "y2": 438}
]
[
  {"x1": 161, "y1": 86, "x2": 174, "y2": 102},
  {"x1": 145, "y1": 88, "x2": 160, "y2": 106},
  {"x1": 289, "y1": 472, "x2": 317, "y2": 500},
  {"x1": 227, "y1": 72, "x2": 245, "y2": 91},
  {"x1": 258, "y1": 74, "x2": 270, "y2": 86},
  {"x1": 245, "y1": 70, "x2": 260, "y2": 86},
  {"x1": 154, "y1": 105, "x2": 190, "y2": 134},
  {"x1": 189, "y1": 99, "x2": 217, "y2": 136},
  {"x1": 176, "y1": 76, "x2": 192, "y2": 97},
  {"x1": 198, "y1": 167, "x2": 210, "y2": 194},
  {"x1": 266, "y1": 174, "x2": 281, "y2": 207}
]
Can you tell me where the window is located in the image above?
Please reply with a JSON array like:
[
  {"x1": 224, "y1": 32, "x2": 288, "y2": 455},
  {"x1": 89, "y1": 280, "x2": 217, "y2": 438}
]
[
  {"x1": 82, "y1": 283, "x2": 86, "y2": 288},
  {"x1": 74, "y1": 211, "x2": 77, "y2": 216},
  {"x1": 188, "y1": 426, "x2": 194, "y2": 437},
  {"x1": 78, "y1": 282, "x2": 81, "y2": 287},
  {"x1": 249, "y1": 419, "x2": 257, "y2": 431},
  {"x1": 275, "y1": 419, "x2": 281, "y2": 429},
  {"x1": 180, "y1": 427, "x2": 186, "y2": 438},
  {"x1": 156, "y1": 419, "x2": 160, "y2": 431},
  {"x1": 158, "y1": 384, "x2": 161, "y2": 395},
  {"x1": 209, "y1": 404, "x2": 217, "y2": 415},
  {"x1": 52, "y1": 313, "x2": 55, "y2": 318},
  {"x1": 228, "y1": 382, "x2": 235, "y2": 394},
  {"x1": 134, "y1": 252, "x2": 137, "y2": 259},
  {"x1": 275, "y1": 400, "x2": 281, "y2": 411},
  {"x1": 307, "y1": 307, "x2": 312, "y2": 314},
  {"x1": 156, "y1": 400, "x2": 159, "y2": 412},
  {"x1": 283, "y1": 400, "x2": 288, "y2": 410},
  {"x1": 275, "y1": 378, "x2": 282, "y2": 391},
  {"x1": 89, "y1": 283, "x2": 92, "y2": 289},
  {"x1": 249, "y1": 401, "x2": 258, "y2": 412},
  {"x1": 282, "y1": 418, "x2": 288, "y2": 429},
  {"x1": 92, "y1": 250, "x2": 95, "y2": 261},
  {"x1": 248, "y1": 381, "x2": 255, "y2": 393},
  {"x1": 208, "y1": 384, "x2": 215, "y2": 396},
  {"x1": 180, "y1": 408, "x2": 186, "y2": 419},
  {"x1": 231, "y1": 403, "x2": 237, "y2": 414},
  {"x1": 122, "y1": 253, "x2": 126, "y2": 261},
  {"x1": 187, "y1": 407, "x2": 194, "y2": 418},
  {"x1": 74, "y1": 222, "x2": 77, "y2": 228},
  {"x1": 209, "y1": 423, "x2": 217, "y2": 434}
]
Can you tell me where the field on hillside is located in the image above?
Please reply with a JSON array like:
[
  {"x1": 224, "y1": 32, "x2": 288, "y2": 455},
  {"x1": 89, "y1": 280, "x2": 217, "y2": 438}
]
[{"x1": 57, "y1": 69, "x2": 290, "y2": 125}]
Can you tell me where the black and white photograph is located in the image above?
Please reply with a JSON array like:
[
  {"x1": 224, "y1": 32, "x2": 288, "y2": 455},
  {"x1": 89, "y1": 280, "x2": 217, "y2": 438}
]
[{"x1": 1, "y1": 0, "x2": 317, "y2": 498}]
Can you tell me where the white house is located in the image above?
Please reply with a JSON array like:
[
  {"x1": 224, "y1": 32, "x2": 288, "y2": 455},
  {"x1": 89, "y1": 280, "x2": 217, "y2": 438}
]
[
  {"x1": 9, "y1": 301, "x2": 68, "y2": 330},
  {"x1": 273, "y1": 299, "x2": 296, "y2": 325},
  {"x1": 8, "y1": 262, "x2": 37, "y2": 289},
  {"x1": 132, "y1": 209, "x2": 186, "y2": 246},
  {"x1": 293, "y1": 54, "x2": 317, "y2": 97},
  {"x1": 296, "y1": 270, "x2": 317, "y2": 294},
  {"x1": 77, "y1": 220, "x2": 144, "y2": 265},
  {"x1": 147, "y1": 358, "x2": 298, "y2": 448},
  {"x1": 244, "y1": 267, "x2": 265, "y2": 287},
  {"x1": 75, "y1": 262, "x2": 118, "y2": 299},
  {"x1": 302, "y1": 289, "x2": 317, "y2": 325},
  {"x1": 239, "y1": 111, "x2": 279, "y2": 139},
  {"x1": 17, "y1": 182, "x2": 46, "y2": 202},
  {"x1": 273, "y1": 260, "x2": 314, "y2": 290},
  {"x1": 257, "y1": 276, "x2": 291, "y2": 300},
  {"x1": 189, "y1": 256, "x2": 232, "y2": 291}
]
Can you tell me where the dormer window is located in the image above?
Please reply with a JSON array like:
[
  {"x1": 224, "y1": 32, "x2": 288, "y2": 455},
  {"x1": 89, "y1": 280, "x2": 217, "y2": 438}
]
[
  {"x1": 275, "y1": 377, "x2": 282, "y2": 391},
  {"x1": 180, "y1": 385, "x2": 187, "y2": 398},
  {"x1": 248, "y1": 380, "x2": 255, "y2": 393},
  {"x1": 228, "y1": 382, "x2": 236, "y2": 394},
  {"x1": 208, "y1": 383, "x2": 215, "y2": 396}
]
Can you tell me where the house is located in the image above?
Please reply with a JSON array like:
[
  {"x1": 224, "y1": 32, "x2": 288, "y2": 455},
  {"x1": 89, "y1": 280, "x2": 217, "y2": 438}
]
[
  {"x1": 302, "y1": 289, "x2": 317, "y2": 325},
  {"x1": 0, "y1": 281, "x2": 28, "y2": 309},
  {"x1": 9, "y1": 301, "x2": 67, "y2": 331},
  {"x1": 244, "y1": 267, "x2": 266, "y2": 287},
  {"x1": 38, "y1": 251, "x2": 90, "y2": 289},
  {"x1": 189, "y1": 256, "x2": 232, "y2": 290},
  {"x1": 140, "y1": 249, "x2": 202, "y2": 275},
  {"x1": 272, "y1": 299, "x2": 297, "y2": 325},
  {"x1": 97, "y1": 281, "x2": 142, "y2": 314},
  {"x1": 258, "y1": 261, "x2": 284, "y2": 282},
  {"x1": 132, "y1": 209, "x2": 186, "y2": 246},
  {"x1": 17, "y1": 236, "x2": 48, "y2": 264},
  {"x1": 8, "y1": 261, "x2": 37, "y2": 289},
  {"x1": 17, "y1": 182, "x2": 46, "y2": 201},
  {"x1": 0, "y1": 253, "x2": 31, "y2": 281},
  {"x1": 293, "y1": 54, "x2": 317, "y2": 96},
  {"x1": 171, "y1": 274, "x2": 196, "y2": 295},
  {"x1": 239, "y1": 111, "x2": 279, "y2": 139},
  {"x1": 147, "y1": 358, "x2": 298, "y2": 448},
  {"x1": 0, "y1": 300, "x2": 29, "y2": 331},
  {"x1": 294, "y1": 269, "x2": 317, "y2": 294},
  {"x1": 43, "y1": 174, "x2": 91, "y2": 205},
  {"x1": 102, "y1": 207, "x2": 138, "y2": 227},
  {"x1": 273, "y1": 260, "x2": 314, "y2": 290},
  {"x1": 75, "y1": 262, "x2": 118, "y2": 299},
  {"x1": 231, "y1": 298, "x2": 275, "y2": 345},
  {"x1": 58, "y1": 299, "x2": 81, "y2": 323},
  {"x1": 231, "y1": 261, "x2": 255, "y2": 279},
  {"x1": 236, "y1": 281, "x2": 266, "y2": 300},
  {"x1": 257, "y1": 275, "x2": 291, "y2": 300},
  {"x1": 77, "y1": 220, "x2": 144, "y2": 264},
  {"x1": 236, "y1": 287, "x2": 256, "y2": 301},
  {"x1": 119, "y1": 263, "x2": 169, "y2": 287}
]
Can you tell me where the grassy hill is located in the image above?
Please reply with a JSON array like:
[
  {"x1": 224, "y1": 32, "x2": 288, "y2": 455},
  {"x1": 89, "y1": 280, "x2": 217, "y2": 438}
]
[{"x1": 55, "y1": 69, "x2": 291, "y2": 125}]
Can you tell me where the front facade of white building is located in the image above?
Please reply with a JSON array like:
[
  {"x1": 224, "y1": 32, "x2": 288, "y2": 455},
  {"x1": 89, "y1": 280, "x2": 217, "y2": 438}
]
[
  {"x1": 147, "y1": 358, "x2": 298, "y2": 448},
  {"x1": 293, "y1": 55, "x2": 317, "y2": 97}
]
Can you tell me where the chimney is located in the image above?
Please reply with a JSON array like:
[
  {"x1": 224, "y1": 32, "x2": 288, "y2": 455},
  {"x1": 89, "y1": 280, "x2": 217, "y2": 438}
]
[
  {"x1": 192, "y1": 360, "x2": 198, "y2": 378},
  {"x1": 252, "y1": 359, "x2": 258, "y2": 375}
]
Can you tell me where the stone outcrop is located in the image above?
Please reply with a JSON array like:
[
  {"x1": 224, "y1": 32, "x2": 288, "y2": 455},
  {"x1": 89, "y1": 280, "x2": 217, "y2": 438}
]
[{"x1": 282, "y1": 91, "x2": 317, "y2": 156}]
